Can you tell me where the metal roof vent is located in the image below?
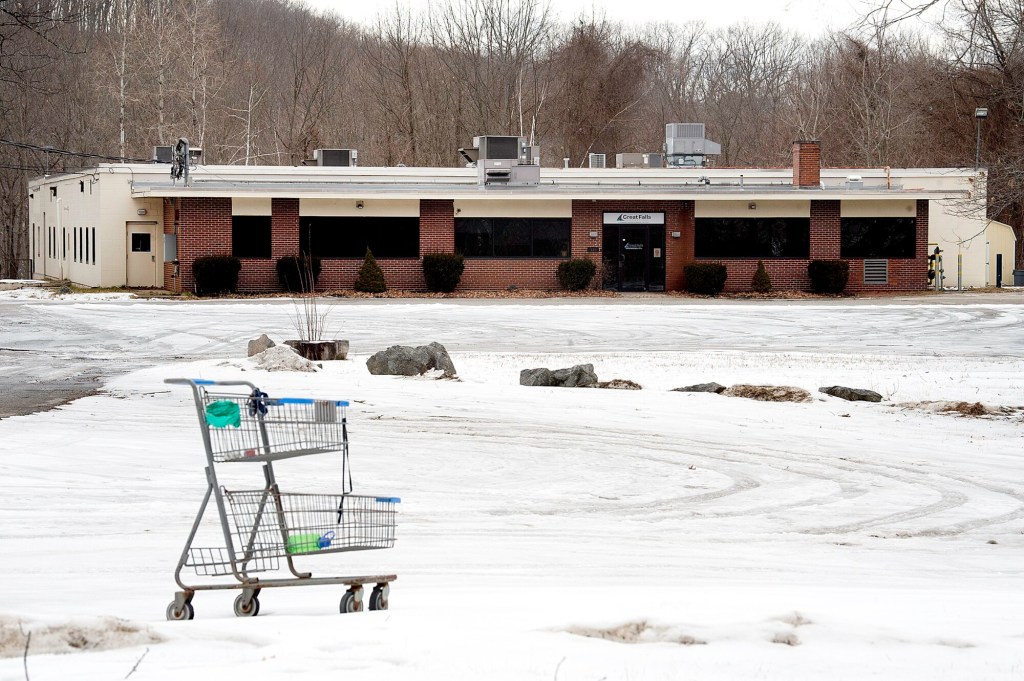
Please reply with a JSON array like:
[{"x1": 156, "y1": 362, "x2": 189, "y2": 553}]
[
  {"x1": 665, "y1": 123, "x2": 721, "y2": 168},
  {"x1": 588, "y1": 153, "x2": 606, "y2": 169},
  {"x1": 461, "y1": 136, "x2": 540, "y2": 185},
  {"x1": 863, "y1": 259, "x2": 889, "y2": 285},
  {"x1": 313, "y1": 149, "x2": 358, "y2": 167}
]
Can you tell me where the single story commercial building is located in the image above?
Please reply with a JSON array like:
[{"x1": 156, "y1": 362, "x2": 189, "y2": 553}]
[{"x1": 27, "y1": 140, "x2": 1015, "y2": 293}]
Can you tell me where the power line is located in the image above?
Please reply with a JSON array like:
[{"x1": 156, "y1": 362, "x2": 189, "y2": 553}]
[{"x1": 0, "y1": 138, "x2": 151, "y2": 163}]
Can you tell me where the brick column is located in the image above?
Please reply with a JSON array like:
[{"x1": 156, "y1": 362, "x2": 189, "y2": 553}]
[
  {"x1": 916, "y1": 200, "x2": 929, "y2": 260},
  {"x1": 420, "y1": 199, "x2": 454, "y2": 255},
  {"x1": 666, "y1": 201, "x2": 694, "y2": 291},
  {"x1": 271, "y1": 198, "x2": 299, "y2": 258},
  {"x1": 178, "y1": 197, "x2": 231, "y2": 293},
  {"x1": 809, "y1": 200, "x2": 840, "y2": 259}
]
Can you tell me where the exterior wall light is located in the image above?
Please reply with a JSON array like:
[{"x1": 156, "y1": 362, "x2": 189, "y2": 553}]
[
  {"x1": 137, "y1": 208, "x2": 147, "y2": 216},
  {"x1": 748, "y1": 202, "x2": 757, "y2": 210},
  {"x1": 589, "y1": 231, "x2": 598, "y2": 238},
  {"x1": 671, "y1": 231, "x2": 681, "y2": 238},
  {"x1": 356, "y1": 201, "x2": 364, "y2": 209}
]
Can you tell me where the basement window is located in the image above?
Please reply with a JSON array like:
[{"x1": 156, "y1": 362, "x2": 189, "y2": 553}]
[
  {"x1": 455, "y1": 218, "x2": 571, "y2": 258},
  {"x1": 694, "y1": 218, "x2": 810, "y2": 258},
  {"x1": 231, "y1": 216, "x2": 272, "y2": 259},
  {"x1": 300, "y1": 216, "x2": 419, "y2": 258},
  {"x1": 841, "y1": 217, "x2": 916, "y2": 258}
]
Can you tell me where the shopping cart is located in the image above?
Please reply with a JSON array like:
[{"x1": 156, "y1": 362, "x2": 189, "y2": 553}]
[{"x1": 163, "y1": 378, "x2": 399, "y2": 620}]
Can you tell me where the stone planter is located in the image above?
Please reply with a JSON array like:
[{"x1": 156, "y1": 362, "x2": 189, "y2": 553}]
[{"x1": 284, "y1": 340, "x2": 349, "y2": 361}]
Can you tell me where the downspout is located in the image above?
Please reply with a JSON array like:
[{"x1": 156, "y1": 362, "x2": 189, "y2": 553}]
[{"x1": 884, "y1": 166, "x2": 891, "y2": 190}]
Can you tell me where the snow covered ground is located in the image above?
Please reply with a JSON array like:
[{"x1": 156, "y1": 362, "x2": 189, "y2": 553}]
[{"x1": 1, "y1": 293, "x2": 1023, "y2": 680}]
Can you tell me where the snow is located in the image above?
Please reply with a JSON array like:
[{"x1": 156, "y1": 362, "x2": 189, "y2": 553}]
[{"x1": 1, "y1": 293, "x2": 1023, "y2": 680}]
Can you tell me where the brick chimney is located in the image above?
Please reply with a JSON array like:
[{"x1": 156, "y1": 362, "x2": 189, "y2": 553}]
[{"x1": 792, "y1": 140, "x2": 821, "y2": 188}]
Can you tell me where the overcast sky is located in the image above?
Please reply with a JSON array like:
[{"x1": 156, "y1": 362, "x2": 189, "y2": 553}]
[{"x1": 300, "y1": 0, "x2": 875, "y2": 37}]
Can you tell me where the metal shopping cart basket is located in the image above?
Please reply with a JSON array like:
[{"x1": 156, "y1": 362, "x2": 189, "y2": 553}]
[{"x1": 163, "y1": 378, "x2": 399, "y2": 620}]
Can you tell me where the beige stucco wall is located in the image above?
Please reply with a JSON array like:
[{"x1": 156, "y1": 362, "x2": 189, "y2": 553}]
[
  {"x1": 841, "y1": 200, "x2": 916, "y2": 218},
  {"x1": 299, "y1": 198, "x2": 419, "y2": 217},
  {"x1": 453, "y1": 199, "x2": 572, "y2": 218},
  {"x1": 29, "y1": 171, "x2": 164, "y2": 288},
  {"x1": 232, "y1": 197, "x2": 272, "y2": 215},
  {"x1": 695, "y1": 200, "x2": 811, "y2": 218},
  {"x1": 986, "y1": 220, "x2": 1017, "y2": 286}
]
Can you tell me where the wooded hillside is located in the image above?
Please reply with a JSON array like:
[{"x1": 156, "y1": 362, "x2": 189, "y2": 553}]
[{"x1": 2, "y1": 0, "x2": 1022, "y2": 277}]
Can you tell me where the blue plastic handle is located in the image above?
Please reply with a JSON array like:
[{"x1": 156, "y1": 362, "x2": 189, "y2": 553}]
[
  {"x1": 375, "y1": 497, "x2": 401, "y2": 504},
  {"x1": 274, "y1": 398, "x2": 349, "y2": 407},
  {"x1": 193, "y1": 379, "x2": 215, "y2": 385}
]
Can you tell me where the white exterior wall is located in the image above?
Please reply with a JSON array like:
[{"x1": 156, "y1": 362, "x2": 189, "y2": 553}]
[
  {"x1": 29, "y1": 169, "x2": 165, "y2": 288},
  {"x1": 986, "y1": 220, "x2": 1017, "y2": 286}
]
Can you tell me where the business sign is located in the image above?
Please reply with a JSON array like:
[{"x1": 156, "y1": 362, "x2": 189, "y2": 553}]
[{"x1": 603, "y1": 212, "x2": 665, "y2": 225}]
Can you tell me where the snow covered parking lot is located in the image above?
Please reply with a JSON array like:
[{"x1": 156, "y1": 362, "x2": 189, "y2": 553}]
[{"x1": 1, "y1": 293, "x2": 1023, "y2": 680}]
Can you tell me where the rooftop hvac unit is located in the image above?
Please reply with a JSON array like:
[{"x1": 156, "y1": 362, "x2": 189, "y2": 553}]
[
  {"x1": 665, "y1": 123, "x2": 720, "y2": 168},
  {"x1": 153, "y1": 146, "x2": 203, "y2": 163},
  {"x1": 463, "y1": 135, "x2": 540, "y2": 185},
  {"x1": 588, "y1": 153, "x2": 606, "y2": 169},
  {"x1": 314, "y1": 149, "x2": 358, "y2": 167},
  {"x1": 616, "y1": 153, "x2": 664, "y2": 169}
]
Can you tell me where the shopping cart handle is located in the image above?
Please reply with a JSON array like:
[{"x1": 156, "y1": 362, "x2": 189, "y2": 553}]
[
  {"x1": 276, "y1": 397, "x2": 350, "y2": 407},
  {"x1": 164, "y1": 378, "x2": 259, "y2": 389}
]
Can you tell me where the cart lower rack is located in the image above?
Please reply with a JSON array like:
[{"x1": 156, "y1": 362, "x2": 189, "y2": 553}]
[{"x1": 164, "y1": 378, "x2": 400, "y2": 620}]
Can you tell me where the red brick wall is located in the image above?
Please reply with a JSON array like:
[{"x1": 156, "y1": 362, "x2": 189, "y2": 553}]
[
  {"x1": 175, "y1": 197, "x2": 232, "y2": 293},
  {"x1": 793, "y1": 141, "x2": 821, "y2": 187},
  {"x1": 843, "y1": 199, "x2": 929, "y2": 291},
  {"x1": 696, "y1": 198, "x2": 929, "y2": 292},
  {"x1": 572, "y1": 200, "x2": 692, "y2": 291}
]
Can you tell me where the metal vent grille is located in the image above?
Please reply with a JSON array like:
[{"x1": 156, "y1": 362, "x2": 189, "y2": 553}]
[
  {"x1": 863, "y1": 259, "x2": 888, "y2": 285},
  {"x1": 666, "y1": 123, "x2": 705, "y2": 138},
  {"x1": 588, "y1": 153, "x2": 606, "y2": 169}
]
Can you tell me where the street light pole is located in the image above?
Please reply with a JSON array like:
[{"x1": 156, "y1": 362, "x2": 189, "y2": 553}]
[{"x1": 974, "y1": 107, "x2": 988, "y2": 170}]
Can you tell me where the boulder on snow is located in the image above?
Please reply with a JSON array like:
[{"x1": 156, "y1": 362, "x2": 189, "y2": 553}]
[
  {"x1": 366, "y1": 342, "x2": 456, "y2": 377},
  {"x1": 597, "y1": 379, "x2": 642, "y2": 390},
  {"x1": 819, "y1": 386, "x2": 883, "y2": 402},
  {"x1": 671, "y1": 382, "x2": 726, "y2": 394},
  {"x1": 520, "y1": 364, "x2": 598, "y2": 388},
  {"x1": 247, "y1": 334, "x2": 276, "y2": 357},
  {"x1": 723, "y1": 384, "x2": 812, "y2": 403}
]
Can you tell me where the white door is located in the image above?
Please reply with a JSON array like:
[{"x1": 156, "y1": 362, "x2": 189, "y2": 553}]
[{"x1": 126, "y1": 222, "x2": 159, "y2": 287}]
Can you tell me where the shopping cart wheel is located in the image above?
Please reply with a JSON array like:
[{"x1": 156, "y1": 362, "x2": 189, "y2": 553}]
[
  {"x1": 339, "y1": 587, "x2": 364, "y2": 614},
  {"x1": 233, "y1": 594, "x2": 260, "y2": 617},
  {"x1": 166, "y1": 601, "x2": 194, "y2": 621},
  {"x1": 368, "y1": 584, "x2": 389, "y2": 611}
]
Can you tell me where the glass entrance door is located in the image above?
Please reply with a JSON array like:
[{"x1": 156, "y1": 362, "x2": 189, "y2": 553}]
[{"x1": 619, "y1": 225, "x2": 649, "y2": 291}]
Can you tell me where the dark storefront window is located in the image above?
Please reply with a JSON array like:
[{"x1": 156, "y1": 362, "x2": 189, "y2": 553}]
[
  {"x1": 695, "y1": 217, "x2": 810, "y2": 258},
  {"x1": 840, "y1": 217, "x2": 916, "y2": 258},
  {"x1": 300, "y1": 216, "x2": 420, "y2": 258},
  {"x1": 455, "y1": 218, "x2": 571, "y2": 257},
  {"x1": 232, "y1": 216, "x2": 272, "y2": 258}
]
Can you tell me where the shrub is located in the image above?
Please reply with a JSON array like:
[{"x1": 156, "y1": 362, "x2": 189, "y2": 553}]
[
  {"x1": 684, "y1": 263, "x2": 728, "y2": 295},
  {"x1": 353, "y1": 248, "x2": 387, "y2": 293},
  {"x1": 192, "y1": 255, "x2": 241, "y2": 296},
  {"x1": 807, "y1": 259, "x2": 850, "y2": 294},
  {"x1": 276, "y1": 255, "x2": 322, "y2": 293},
  {"x1": 556, "y1": 258, "x2": 597, "y2": 291},
  {"x1": 751, "y1": 260, "x2": 772, "y2": 293},
  {"x1": 422, "y1": 253, "x2": 465, "y2": 293}
]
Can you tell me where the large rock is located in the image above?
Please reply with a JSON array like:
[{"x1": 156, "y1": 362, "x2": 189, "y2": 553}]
[
  {"x1": 723, "y1": 384, "x2": 812, "y2": 403},
  {"x1": 366, "y1": 342, "x2": 456, "y2": 377},
  {"x1": 520, "y1": 368, "x2": 555, "y2": 386},
  {"x1": 597, "y1": 379, "x2": 642, "y2": 390},
  {"x1": 819, "y1": 386, "x2": 883, "y2": 402},
  {"x1": 520, "y1": 364, "x2": 598, "y2": 388},
  {"x1": 247, "y1": 334, "x2": 276, "y2": 357},
  {"x1": 671, "y1": 382, "x2": 726, "y2": 394}
]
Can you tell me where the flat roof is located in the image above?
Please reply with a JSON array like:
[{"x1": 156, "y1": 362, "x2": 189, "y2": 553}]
[{"x1": 32, "y1": 163, "x2": 975, "y2": 201}]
